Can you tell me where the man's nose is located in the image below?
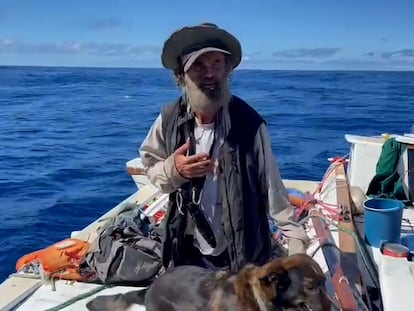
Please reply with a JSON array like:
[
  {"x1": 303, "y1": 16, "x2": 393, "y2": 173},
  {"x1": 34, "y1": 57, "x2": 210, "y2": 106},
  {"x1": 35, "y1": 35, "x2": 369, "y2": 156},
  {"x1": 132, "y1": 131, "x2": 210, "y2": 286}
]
[{"x1": 203, "y1": 65, "x2": 214, "y2": 78}]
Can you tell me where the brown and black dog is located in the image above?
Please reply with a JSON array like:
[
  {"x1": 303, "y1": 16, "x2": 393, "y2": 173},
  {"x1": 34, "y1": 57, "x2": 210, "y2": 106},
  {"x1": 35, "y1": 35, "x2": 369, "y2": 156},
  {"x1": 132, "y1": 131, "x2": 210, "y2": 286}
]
[{"x1": 86, "y1": 253, "x2": 331, "y2": 311}]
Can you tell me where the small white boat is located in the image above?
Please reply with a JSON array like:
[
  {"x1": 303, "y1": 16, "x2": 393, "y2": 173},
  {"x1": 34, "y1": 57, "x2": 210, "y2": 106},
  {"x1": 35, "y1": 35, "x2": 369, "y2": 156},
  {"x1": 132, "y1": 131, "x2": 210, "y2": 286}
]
[{"x1": 0, "y1": 132, "x2": 413, "y2": 311}]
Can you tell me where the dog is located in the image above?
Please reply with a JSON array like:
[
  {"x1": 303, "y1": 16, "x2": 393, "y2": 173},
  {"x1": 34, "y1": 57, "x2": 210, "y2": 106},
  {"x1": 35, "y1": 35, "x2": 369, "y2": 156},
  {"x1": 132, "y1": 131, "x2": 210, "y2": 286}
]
[{"x1": 86, "y1": 253, "x2": 331, "y2": 311}]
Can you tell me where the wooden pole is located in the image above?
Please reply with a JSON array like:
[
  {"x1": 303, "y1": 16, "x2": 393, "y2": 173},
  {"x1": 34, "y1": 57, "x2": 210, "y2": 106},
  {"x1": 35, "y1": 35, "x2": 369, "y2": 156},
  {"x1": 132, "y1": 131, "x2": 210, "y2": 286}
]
[
  {"x1": 310, "y1": 207, "x2": 360, "y2": 311},
  {"x1": 335, "y1": 164, "x2": 363, "y2": 294}
]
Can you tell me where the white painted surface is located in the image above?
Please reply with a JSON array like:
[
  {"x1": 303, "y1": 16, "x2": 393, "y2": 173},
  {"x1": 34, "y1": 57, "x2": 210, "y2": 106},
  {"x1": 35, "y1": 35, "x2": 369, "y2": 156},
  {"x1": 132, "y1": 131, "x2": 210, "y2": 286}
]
[
  {"x1": 346, "y1": 133, "x2": 412, "y2": 200},
  {"x1": 345, "y1": 134, "x2": 384, "y2": 193},
  {"x1": 367, "y1": 206, "x2": 414, "y2": 310},
  {"x1": 396, "y1": 134, "x2": 414, "y2": 145},
  {"x1": 377, "y1": 255, "x2": 414, "y2": 311},
  {"x1": 14, "y1": 281, "x2": 146, "y2": 311}
]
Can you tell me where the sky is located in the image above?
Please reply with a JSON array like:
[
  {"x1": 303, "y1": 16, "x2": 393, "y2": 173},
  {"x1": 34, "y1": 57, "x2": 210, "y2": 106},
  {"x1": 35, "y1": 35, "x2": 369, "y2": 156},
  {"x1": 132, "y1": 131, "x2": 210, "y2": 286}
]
[{"x1": 0, "y1": 0, "x2": 413, "y2": 71}]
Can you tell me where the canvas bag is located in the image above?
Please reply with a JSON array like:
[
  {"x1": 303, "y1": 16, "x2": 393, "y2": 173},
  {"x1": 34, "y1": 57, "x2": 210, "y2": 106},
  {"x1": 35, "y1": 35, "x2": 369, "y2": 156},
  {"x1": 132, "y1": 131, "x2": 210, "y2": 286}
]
[{"x1": 83, "y1": 204, "x2": 163, "y2": 285}]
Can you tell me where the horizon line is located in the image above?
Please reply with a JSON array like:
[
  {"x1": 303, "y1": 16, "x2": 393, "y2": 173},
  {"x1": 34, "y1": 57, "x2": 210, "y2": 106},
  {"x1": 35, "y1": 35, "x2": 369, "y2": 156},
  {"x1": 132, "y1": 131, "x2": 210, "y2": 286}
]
[{"x1": 1, "y1": 64, "x2": 414, "y2": 73}]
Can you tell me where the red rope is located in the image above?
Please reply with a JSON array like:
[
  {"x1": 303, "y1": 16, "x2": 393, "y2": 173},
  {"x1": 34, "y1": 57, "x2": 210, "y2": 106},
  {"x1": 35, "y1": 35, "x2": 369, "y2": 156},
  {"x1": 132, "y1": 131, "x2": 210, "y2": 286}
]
[{"x1": 294, "y1": 155, "x2": 348, "y2": 222}]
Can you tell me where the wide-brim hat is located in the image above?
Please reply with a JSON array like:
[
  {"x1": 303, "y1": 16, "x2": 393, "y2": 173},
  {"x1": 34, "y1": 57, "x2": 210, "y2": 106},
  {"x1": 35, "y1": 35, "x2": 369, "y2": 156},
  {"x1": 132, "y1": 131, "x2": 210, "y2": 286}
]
[{"x1": 161, "y1": 23, "x2": 242, "y2": 72}]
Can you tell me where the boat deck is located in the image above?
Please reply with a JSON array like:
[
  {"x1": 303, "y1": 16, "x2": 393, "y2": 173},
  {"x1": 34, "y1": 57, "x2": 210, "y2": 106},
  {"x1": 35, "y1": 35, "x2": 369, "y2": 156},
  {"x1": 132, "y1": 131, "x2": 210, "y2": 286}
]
[
  {"x1": 14, "y1": 282, "x2": 146, "y2": 311},
  {"x1": 2, "y1": 162, "x2": 414, "y2": 311},
  {"x1": 0, "y1": 180, "x2": 321, "y2": 311},
  {"x1": 0, "y1": 184, "x2": 160, "y2": 311}
]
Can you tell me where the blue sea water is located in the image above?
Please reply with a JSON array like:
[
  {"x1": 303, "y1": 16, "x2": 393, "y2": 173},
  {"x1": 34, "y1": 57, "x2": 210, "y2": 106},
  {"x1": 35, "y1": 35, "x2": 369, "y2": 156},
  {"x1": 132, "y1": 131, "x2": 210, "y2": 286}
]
[{"x1": 0, "y1": 66, "x2": 413, "y2": 281}]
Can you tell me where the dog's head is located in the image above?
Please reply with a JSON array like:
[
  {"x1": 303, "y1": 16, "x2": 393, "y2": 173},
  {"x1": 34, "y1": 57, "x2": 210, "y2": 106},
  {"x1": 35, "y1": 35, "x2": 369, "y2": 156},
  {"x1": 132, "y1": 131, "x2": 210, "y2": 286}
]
[
  {"x1": 235, "y1": 254, "x2": 331, "y2": 311},
  {"x1": 276, "y1": 253, "x2": 331, "y2": 311}
]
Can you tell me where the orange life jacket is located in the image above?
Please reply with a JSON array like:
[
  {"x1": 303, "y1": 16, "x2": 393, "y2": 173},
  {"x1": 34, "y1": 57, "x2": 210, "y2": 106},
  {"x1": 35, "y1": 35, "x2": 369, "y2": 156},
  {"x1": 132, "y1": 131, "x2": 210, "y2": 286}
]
[{"x1": 16, "y1": 238, "x2": 91, "y2": 281}]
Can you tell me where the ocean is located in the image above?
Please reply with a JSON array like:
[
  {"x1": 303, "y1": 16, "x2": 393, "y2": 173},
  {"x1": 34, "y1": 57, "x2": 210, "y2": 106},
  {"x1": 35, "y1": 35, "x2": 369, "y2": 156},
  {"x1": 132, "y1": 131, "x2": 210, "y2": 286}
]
[{"x1": 0, "y1": 66, "x2": 413, "y2": 281}]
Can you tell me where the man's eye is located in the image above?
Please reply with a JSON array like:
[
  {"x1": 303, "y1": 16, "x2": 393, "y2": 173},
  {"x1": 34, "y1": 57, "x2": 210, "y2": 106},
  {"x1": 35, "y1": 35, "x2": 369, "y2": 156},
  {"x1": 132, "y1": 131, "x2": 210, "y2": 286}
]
[
  {"x1": 192, "y1": 64, "x2": 204, "y2": 72},
  {"x1": 213, "y1": 61, "x2": 224, "y2": 69}
]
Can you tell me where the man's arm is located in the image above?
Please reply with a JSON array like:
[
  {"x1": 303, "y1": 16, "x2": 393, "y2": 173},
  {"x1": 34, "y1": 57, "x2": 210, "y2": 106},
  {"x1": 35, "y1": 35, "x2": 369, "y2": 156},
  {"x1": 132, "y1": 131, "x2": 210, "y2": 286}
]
[
  {"x1": 139, "y1": 114, "x2": 188, "y2": 193},
  {"x1": 254, "y1": 123, "x2": 310, "y2": 254}
]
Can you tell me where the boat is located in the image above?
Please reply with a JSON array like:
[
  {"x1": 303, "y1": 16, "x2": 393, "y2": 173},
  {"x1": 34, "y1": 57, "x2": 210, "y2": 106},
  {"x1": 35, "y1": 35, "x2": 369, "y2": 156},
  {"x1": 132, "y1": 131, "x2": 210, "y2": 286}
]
[{"x1": 0, "y1": 132, "x2": 413, "y2": 311}]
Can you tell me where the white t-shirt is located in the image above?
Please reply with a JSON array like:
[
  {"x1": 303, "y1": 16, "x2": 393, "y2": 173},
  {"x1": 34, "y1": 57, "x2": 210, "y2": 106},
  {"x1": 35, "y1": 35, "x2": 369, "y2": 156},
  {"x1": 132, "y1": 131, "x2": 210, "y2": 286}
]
[{"x1": 192, "y1": 118, "x2": 227, "y2": 256}]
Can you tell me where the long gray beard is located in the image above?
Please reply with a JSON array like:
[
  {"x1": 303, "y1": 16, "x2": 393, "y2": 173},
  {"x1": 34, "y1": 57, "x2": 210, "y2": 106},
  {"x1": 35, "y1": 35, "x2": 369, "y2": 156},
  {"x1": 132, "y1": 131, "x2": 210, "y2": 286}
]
[{"x1": 184, "y1": 80, "x2": 231, "y2": 115}]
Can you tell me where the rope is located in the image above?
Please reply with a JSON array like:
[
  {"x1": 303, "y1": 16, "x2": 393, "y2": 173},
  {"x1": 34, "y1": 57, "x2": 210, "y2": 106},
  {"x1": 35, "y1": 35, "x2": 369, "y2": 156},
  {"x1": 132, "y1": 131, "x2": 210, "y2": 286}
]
[
  {"x1": 310, "y1": 242, "x2": 340, "y2": 258},
  {"x1": 351, "y1": 286, "x2": 371, "y2": 311},
  {"x1": 290, "y1": 155, "x2": 377, "y2": 310},
  {"x1": 294, "y1": 154, "x2": 350, "y2": 222},
  {"x1": 300, "y1": 213, "x2": 380, "y2": 290},
  {"x1": 43, "y1": 284, "x2": 112, "y2": 311},
  {"x1": 301, "y1": 213, "x2": 377, "y2": 310}
]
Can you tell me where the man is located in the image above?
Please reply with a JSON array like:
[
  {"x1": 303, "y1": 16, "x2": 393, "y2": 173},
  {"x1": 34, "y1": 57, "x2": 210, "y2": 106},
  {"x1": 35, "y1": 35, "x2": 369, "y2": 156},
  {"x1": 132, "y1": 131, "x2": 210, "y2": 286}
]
[{"x1": 139, "y1": 23, "x2": 309, "y2": 272}]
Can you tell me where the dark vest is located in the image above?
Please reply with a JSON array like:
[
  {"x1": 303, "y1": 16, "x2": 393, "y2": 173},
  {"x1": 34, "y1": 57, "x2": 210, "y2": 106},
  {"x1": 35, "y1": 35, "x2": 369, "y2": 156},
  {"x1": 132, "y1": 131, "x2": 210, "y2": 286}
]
[{"x1": 161, "y1": 95, "x2": 272, "y2": 272}]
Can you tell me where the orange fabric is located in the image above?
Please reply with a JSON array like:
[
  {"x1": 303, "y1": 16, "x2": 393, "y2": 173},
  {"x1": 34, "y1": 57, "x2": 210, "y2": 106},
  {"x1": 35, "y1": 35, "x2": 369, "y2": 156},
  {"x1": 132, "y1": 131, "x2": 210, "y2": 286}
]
[
  {"x1": 16, "y1": 238, "x2": 91, "y2": 281},
  {"x1": 288, "y1": 195, "x2": 305, "y2": 208}
]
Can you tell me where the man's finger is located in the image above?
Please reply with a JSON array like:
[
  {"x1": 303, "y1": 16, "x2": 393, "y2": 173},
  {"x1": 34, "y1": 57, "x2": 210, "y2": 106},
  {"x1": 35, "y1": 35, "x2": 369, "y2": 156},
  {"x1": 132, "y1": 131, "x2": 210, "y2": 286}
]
[
  {"x1": 174, "y1": 141, "x2": 190, "y2": 155},
  {"x1": 185, "y1": 153, "x2": 210, "y2": 164},
  {"x1": 187, "y1": 167, "x2": 213, "y2": 178},
  {"x1": 186, "y1": 159, "x2": 212, "y2": 169}
]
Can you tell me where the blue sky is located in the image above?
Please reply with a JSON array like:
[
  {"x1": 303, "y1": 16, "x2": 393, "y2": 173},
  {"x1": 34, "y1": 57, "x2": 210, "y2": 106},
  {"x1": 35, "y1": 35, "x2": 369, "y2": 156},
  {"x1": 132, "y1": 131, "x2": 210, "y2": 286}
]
[{"x1": 0, "y1": 0, "x2": 413, "y2": 70}]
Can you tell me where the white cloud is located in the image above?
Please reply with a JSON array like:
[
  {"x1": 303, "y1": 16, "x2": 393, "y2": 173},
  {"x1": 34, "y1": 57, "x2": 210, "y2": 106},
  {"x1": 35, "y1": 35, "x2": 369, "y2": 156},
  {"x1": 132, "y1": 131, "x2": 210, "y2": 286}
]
[
  {"x1": 0, "y1": 37, "x2": 160, "y2": 58},
  {"x1": 272, "y1": 48, "x2": 341, "y2": 58}
]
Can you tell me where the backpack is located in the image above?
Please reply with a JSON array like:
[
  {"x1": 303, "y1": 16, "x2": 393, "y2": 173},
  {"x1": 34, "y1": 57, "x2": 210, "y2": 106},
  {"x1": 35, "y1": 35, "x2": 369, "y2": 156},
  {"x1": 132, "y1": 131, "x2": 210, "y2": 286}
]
[{"x1": 82, "y1": 203, "x2": 164, "y2": 285}]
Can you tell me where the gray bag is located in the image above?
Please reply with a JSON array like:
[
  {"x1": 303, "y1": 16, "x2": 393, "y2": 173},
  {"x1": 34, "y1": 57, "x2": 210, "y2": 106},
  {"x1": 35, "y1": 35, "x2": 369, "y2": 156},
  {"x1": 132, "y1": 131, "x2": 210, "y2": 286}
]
[{"x1": 83, "y1": 205, "x2": 163, "y2": 285}]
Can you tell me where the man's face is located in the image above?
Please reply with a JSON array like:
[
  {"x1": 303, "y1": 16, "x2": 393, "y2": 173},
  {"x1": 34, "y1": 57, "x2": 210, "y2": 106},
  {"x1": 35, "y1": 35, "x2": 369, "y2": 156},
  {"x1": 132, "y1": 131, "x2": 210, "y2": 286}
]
[{"x1": 183, "y1": 51, "x2": 231, "y2": 115}]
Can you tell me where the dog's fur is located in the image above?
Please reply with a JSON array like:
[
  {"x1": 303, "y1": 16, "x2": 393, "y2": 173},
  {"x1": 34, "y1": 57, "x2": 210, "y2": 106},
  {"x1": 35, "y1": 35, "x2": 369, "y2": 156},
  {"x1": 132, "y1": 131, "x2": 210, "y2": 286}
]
[{"x1": 86, "y1": 253, "x2": 331, "y2": 311}]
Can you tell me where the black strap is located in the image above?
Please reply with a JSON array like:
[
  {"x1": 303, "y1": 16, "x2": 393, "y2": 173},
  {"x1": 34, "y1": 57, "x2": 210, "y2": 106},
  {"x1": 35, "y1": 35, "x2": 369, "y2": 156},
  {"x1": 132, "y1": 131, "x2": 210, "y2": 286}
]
[{"x1": 182, "y1": 118, "x2": 217, "y2": 248}]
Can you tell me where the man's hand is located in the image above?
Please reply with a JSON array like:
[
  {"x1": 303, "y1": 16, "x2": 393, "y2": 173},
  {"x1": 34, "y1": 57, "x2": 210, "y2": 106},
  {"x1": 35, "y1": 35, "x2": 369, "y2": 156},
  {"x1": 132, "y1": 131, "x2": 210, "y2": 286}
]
[{"x1": 174, "y1": 141, "x2": 214, "y2": 179}]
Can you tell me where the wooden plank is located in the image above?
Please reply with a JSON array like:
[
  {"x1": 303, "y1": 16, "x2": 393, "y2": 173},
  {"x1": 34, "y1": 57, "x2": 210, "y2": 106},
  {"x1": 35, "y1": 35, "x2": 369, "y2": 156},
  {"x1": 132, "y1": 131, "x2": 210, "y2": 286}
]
[
  {"x1": 335, "y1": 165, "x2": 363, "y2": 293},
  {"x1": 310, "y1": 207, "x2": 360, "y2": 311},
  {"x1": 335, "y1": 163, "x2": 385, "y2": 311},
  {"x1": 126, "y1": 166, "x2": 146, "y2": 176}
]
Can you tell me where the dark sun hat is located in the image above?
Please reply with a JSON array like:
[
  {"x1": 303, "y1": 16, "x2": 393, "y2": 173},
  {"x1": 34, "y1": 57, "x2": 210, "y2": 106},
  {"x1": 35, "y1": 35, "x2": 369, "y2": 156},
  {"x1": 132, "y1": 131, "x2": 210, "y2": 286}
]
[{"x1": 161, "y1": 23, "x2": 242, "y2": 72}]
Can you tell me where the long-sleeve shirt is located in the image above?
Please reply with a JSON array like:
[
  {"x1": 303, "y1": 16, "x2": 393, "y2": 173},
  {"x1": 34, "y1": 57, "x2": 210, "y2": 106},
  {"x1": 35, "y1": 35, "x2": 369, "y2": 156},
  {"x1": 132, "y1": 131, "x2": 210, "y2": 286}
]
[{"x1": 139, "y1": 105, "x2": 310, "y2": 254}]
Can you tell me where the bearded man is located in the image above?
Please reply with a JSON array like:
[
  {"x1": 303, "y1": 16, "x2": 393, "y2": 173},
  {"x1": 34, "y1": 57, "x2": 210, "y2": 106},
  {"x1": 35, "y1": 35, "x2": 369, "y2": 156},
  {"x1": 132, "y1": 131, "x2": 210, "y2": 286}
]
[{"x1": 139, "y1": 23, "x2": 310, "y2": 272}]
